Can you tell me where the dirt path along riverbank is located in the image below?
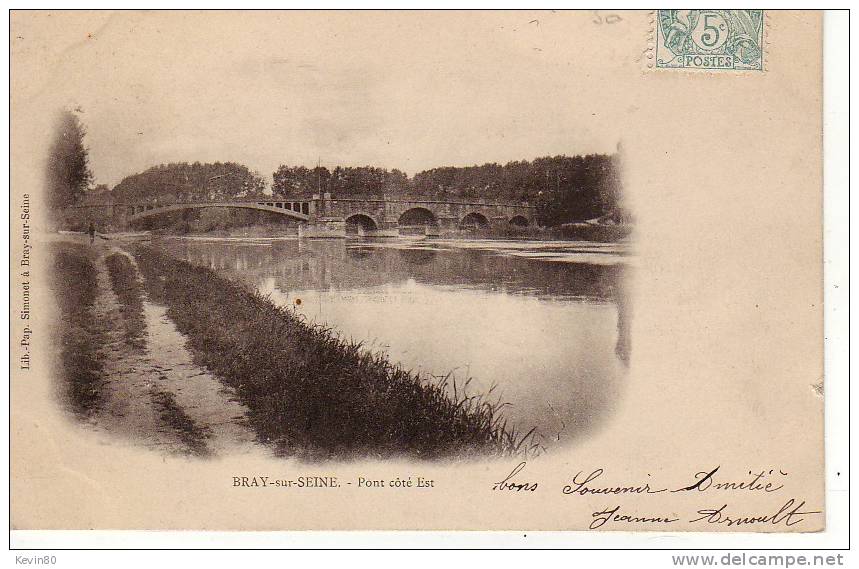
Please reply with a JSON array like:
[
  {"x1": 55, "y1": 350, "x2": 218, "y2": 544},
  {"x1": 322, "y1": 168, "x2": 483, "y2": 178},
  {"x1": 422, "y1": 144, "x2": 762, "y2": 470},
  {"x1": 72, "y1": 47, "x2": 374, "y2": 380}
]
[{"x1": 49, "y1": 238, "x2": 266, "y2": 458}]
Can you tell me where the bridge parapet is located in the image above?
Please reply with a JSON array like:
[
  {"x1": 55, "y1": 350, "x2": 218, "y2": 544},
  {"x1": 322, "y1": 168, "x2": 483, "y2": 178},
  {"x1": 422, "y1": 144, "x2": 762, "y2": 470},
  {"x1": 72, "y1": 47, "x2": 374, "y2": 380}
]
[
  {"x1": 124, "y1": 199, "x2": 313, "y2": 222},
  {"x1": 65, "y1": 194, "x2": 536, "y2": 232}
]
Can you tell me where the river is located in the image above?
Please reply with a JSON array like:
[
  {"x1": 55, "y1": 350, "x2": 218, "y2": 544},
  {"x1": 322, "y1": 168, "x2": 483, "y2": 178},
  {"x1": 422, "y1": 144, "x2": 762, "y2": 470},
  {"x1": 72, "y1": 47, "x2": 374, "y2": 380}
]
[{"x1": 157, "y1": 236, "x2": 632, "y2": 449}]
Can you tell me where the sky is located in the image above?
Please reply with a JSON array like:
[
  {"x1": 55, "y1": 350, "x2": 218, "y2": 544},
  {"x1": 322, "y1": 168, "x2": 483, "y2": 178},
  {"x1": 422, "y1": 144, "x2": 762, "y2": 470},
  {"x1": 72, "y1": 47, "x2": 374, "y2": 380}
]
[{"x1": 19, "y1": 11, "x2": 624, "y2": 187}]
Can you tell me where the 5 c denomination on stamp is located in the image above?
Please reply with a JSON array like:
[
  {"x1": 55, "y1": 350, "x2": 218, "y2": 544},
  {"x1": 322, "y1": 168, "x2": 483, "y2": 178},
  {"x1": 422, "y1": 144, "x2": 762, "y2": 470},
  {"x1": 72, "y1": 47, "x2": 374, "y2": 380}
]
[{"x1": 655, "y1": 10, "x2": 764, "y2": 71}]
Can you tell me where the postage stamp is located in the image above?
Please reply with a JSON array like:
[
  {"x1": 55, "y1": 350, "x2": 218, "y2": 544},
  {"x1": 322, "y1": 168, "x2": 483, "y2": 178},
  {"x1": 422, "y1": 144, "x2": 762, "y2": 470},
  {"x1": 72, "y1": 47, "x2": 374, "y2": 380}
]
[{"x1": 655, "y1": 10, "x2": 764, "y2": 71}]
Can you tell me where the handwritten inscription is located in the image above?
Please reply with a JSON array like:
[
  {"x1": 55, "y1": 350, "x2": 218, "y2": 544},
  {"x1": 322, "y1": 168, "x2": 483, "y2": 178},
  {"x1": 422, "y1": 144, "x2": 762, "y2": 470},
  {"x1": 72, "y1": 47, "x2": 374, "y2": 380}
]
[
  {"x1": 492, "y1": 461, "x2": 538, "y2": 492},
  {"x1": 591, "y1": 10, "x2": 622, "y2": 25},
  {"x1": 690, "y1": 499, "x2": 821, "y2": 528},
  {"x1": 488, "y1": 463, "x2": 820, "y2": 530},
  {"x1": 563, "y1": 469, "x2": 666, "y2": 496},
  {"x1": 672, "y1": 466, "x2": 787, "y2": 493},
  {"x1": 590, "y1": 505, "x2": 679, "y2": 529}
]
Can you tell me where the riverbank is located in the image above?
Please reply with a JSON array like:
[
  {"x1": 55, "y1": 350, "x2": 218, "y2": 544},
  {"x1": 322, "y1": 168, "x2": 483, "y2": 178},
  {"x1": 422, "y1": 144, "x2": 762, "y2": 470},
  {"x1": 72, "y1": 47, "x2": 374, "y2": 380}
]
[
  {"x1": 47, "y1": 238, "x2": 266, "y2": 457},
  {"x1": 50, "y1": 242, "x2": 105, "y2": 415},
  {"x1": 132, "y1": 244, "x2": 533, "y2": 460},
  {"x1": 48, "y1": 237, "x2": 533, "y2": 460}
]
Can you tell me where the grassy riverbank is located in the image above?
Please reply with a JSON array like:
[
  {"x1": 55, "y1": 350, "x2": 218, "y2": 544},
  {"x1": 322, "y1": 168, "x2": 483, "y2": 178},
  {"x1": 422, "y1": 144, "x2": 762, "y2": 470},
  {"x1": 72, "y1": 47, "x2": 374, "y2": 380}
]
[
  {"x1": 133, "y1": 245, "x2": 533, "y2": 460},
  {"x1": 49, "y1": 243, "x2": 105, "y2": 415},
  {"x1": 104, "y1": 253, "x2": 147, "y2": 350}
]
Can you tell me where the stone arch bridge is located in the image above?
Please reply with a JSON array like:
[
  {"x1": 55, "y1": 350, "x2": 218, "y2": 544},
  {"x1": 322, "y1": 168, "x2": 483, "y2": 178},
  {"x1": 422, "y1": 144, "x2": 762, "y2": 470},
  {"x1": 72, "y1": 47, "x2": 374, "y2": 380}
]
[{"x1": 69, "y1": 194, "x2": 536, "y2": 237}]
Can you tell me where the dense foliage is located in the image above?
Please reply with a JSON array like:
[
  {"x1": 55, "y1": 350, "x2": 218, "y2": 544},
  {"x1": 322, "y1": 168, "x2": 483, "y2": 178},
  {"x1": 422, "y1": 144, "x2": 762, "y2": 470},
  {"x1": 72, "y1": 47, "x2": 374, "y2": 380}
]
[
  {"x1": 111, "y1": 162, "x2": 266, "y2": 204},
  {"x1": 272, "y1": 165, "x2": 408, "y2": 198},
  {"x1": 531, "y1": 154, "x2": 624, "y2": 227},
  {"x1": 46, "y1": 110, "x2": 92, "y2": 209},
  {"x1": 272, "y1": 153, "x2": 624, "y2": 225}
]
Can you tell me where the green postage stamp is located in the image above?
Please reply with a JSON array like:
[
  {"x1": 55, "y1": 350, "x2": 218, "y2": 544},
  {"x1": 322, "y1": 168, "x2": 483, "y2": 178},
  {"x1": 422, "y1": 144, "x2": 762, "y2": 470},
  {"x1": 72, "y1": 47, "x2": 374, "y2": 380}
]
[{"x1": 655, "y1": 10, "x2": 764, "y2": 71}]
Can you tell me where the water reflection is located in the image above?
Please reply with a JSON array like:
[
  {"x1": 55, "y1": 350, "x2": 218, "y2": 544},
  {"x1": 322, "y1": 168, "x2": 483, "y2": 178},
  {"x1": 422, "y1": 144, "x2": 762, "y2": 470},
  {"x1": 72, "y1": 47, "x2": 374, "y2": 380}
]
[{"x1": 158, "y1": 237, "x2": 631, "y2": 447}]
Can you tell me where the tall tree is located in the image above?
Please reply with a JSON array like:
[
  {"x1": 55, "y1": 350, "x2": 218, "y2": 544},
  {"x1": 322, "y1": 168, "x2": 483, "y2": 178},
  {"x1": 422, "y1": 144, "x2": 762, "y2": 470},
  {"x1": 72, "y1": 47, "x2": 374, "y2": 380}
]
[{"x1": 46, "y1": 109, "x2": 92, "y2": 209}]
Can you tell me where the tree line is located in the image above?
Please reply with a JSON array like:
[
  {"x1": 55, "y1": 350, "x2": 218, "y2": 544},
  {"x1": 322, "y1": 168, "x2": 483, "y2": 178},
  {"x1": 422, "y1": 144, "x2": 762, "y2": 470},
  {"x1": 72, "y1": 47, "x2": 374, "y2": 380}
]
[
  {"x1": 48, "y1": 109, "x2": 626, "y2": 226},
  {"x1": 110, "y1": 161, "x2": 267, "y2": 204},
  {"x1": 270, "y1": 154, "x2": 624, "y2": 225}
]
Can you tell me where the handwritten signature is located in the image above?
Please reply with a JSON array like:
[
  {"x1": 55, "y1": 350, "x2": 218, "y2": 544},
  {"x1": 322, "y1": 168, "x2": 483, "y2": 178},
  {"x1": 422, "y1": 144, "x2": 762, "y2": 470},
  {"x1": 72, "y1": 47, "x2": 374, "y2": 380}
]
[{"x1": 589, "y1": 499, "x2": 820, "y2": 530}]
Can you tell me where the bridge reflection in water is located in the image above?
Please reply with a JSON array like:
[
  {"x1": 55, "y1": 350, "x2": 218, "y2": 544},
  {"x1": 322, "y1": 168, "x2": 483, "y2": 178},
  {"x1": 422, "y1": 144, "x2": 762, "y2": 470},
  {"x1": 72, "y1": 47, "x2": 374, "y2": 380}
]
[{"x1": 159, "y1": 237, "x2": 631, "y2": 447}]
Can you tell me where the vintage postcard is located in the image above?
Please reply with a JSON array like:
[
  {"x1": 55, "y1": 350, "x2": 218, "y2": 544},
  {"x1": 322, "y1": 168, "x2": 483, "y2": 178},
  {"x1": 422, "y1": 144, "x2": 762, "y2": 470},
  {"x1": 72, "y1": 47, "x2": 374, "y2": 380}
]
[{"x1": 10, "y1": 10, "x2": 827, "y2": 535}]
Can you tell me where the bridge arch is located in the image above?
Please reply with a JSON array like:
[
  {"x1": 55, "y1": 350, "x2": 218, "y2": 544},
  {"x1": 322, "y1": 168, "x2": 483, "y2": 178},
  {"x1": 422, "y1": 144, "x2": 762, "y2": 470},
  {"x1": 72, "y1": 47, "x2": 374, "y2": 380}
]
[
  {"x1": 459, "y1": 212, "x2": 489, "y2": 228},
  {"x1": 127, "y1": 202, "x2": 310, "y2": 223},
  {"x1": 397, "y1": 207, "x2": 438, "y2": 227},
  {"x1": 344, "y1": 213, "x2": 379, "y2": 233},
  {"x1": 509, "y1": 215, "x2": 530, "y2": 227}
]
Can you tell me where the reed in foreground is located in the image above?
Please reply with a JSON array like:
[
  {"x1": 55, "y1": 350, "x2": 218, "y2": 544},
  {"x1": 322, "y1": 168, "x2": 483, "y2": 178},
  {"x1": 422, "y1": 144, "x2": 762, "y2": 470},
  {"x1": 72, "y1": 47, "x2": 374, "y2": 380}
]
[{"x1": 132, "y1": 245, "x2": 536, "y2": 460}]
